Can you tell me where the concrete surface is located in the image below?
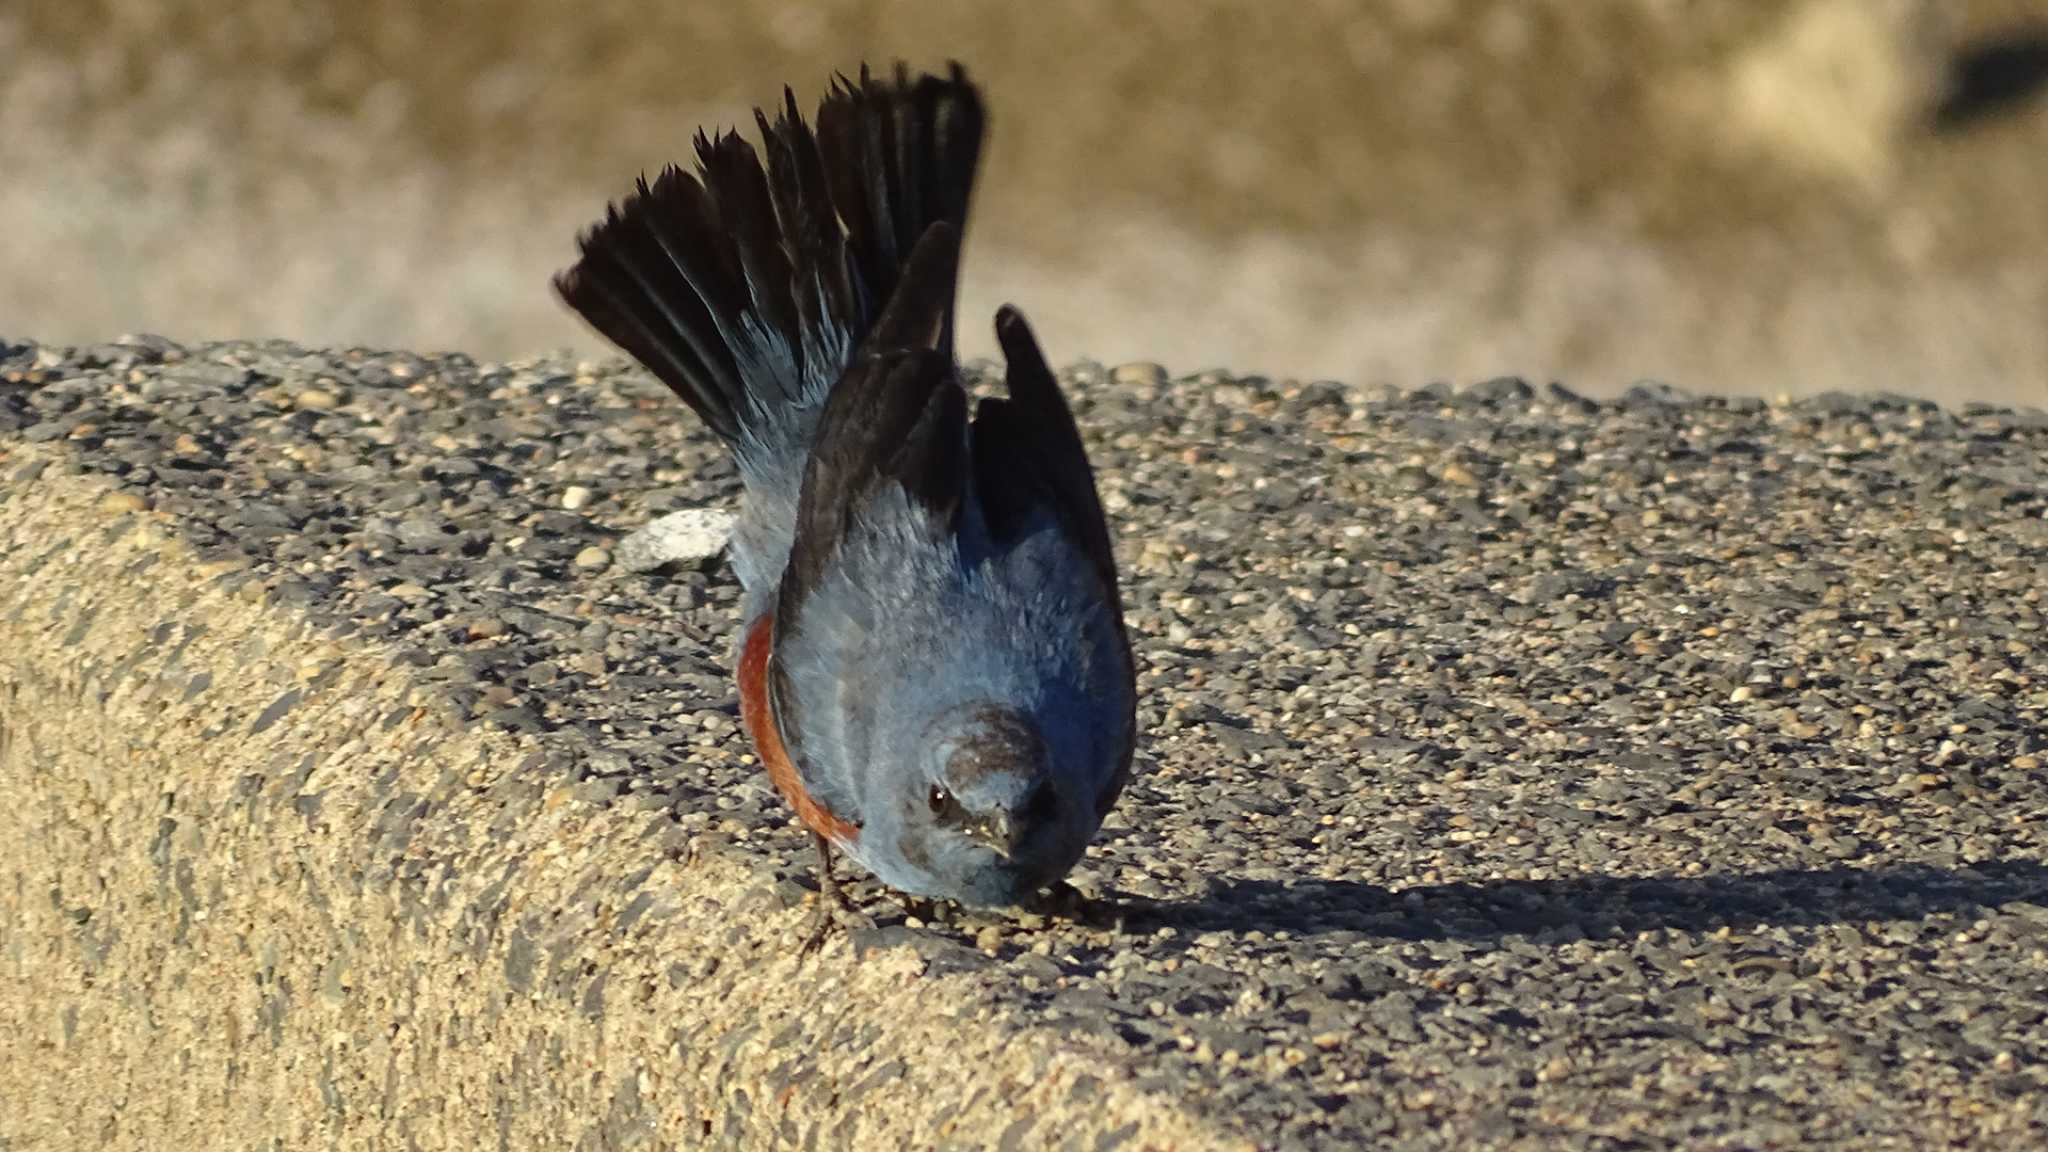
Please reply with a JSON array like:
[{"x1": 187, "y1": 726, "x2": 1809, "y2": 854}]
[
  {"x1": 0, "y1": 342, "x2": 1210, "y2": 1149},
  {"x1": 3, "y1": 335, "x2": 2047, "y2": 1149}
]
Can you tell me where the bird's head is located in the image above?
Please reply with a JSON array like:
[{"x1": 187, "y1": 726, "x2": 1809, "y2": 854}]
[{"x1": 900, "y1": 703, "x2": 1085, "y2": 905}]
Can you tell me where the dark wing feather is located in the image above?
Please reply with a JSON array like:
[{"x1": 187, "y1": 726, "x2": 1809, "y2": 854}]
[
  {"x1": 866, "y1": 222, "x2": 959, "y2": 356},
  {"x1": 976, "y1": 306, "x2": 1122, "y2": 606},
  {"x1": 780, "y1": 346, "x2": 965, "y2": 625},
  {"x1": 974, "y1": 305, "x2": 1134, "y2": 817}
]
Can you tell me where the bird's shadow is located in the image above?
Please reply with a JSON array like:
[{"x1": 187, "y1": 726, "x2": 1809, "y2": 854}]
[{"x1": 1102, "y1": 859, "x2": 2048, "y2": 943}]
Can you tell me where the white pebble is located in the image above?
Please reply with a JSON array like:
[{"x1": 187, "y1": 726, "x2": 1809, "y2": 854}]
[{"x1": 617, "y1": 508, "x2": 736, "y2": 573}]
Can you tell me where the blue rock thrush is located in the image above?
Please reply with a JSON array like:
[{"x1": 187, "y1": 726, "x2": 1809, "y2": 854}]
[{"x1": 554, "y1": 63, "x2": 1136, "y2": 942}]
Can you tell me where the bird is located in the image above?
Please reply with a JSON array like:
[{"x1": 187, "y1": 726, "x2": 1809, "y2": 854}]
[{"x1": 552, "y1": 63, "x2": 1135, "y2": 941}]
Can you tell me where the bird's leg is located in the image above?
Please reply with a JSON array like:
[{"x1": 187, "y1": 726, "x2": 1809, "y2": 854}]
[
  {"x1": 800, "y1": 832, "x2": 852, "y2": 955},
  {"x1": 814, "y1": 832, "x2": 855, "y2": 911},
  {"x1": 1031, "y1": 879, "x2": 1122, "y2": 929}
]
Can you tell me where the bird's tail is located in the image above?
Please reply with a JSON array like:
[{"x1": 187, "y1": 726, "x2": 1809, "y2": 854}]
[{"x1": 553, "y1": 63, "x2": 985, "y2": 473}]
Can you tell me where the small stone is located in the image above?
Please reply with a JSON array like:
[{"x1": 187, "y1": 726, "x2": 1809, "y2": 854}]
[
  {"x1": 1466, "y1": 376, "x2": 1533, "y2": 405},
  {"x1": 574, "y1": 547, "x2": 612, "y2": 571},
  {"x1": 2013, "y1": 754, "x2": 2041, "y2": 772},
  {"x1": 100, "y1": 490, "x2": 149, "y2": 515},
  {"x1": 616, "y1": 508, "x2": 735, "y2": 573},
  {"x1": 1440, "y1": 463, "x2": 1479, "y2": 487},
  {"x1": 561, "y1": 485, "x2": 594, "y2": 511},
  {"x1": 1624, "y1": 380, "x2": 1690, "y2": 406},
  {"x1": 1113, "y1": 362, "x2": 1167, "y2": 387},
  {"x1": 295, "y1": 388, "x2": 339, "y2": 410}
]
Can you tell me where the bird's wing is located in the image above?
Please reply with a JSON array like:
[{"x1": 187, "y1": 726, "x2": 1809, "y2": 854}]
[
  {"x1": 971, "y1": 305, "x2": 1136, "y2": 815},
  {"x1": 777, "y1": 226, "x2": 967, "y2": 628}
]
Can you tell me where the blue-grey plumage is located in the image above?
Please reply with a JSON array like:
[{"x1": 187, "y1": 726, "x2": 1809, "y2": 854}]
[
  {"x1": 776, "y1": 479, "x2": 1133, "y2": 905},
  {"x1": 555, "y1": 62, "x2": 1135, "y2": 911}
]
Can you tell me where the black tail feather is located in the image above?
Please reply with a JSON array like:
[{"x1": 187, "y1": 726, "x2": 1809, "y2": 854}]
[
  {"x1": 555, "y1": 166, "x2": 752, "y2": 442},
  {"x1": 817, "y1": 62, "x2": 984, "y2": 358},
  {"x1": 696, "y1": 130, "x2": 798, "y2": 397},
  {"x1": 556, "y1": 61, "x2": 984, "y2": 456},
  {"x1": 757, "y1": 89, "x2": 859, "y2": 380}
]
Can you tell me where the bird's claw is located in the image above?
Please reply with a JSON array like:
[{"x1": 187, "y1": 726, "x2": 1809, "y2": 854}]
[
  {"x1": 1029, "y1": 880, "x2": 1129, "y2": 930},
  {"x1": 1029, "y1": 879, "x2": 1089, "y2": 920},
  {"x1": 797, "y1": 890, "x2": 874, "y2": 956},
  {"x1": 798, "y1": 897, "x2": 842, "y2": 956}
]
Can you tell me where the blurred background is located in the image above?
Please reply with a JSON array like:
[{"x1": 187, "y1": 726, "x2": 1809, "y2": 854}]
[{"x1": 3, "y1": 0, "x2": 2046, "y2": 403}]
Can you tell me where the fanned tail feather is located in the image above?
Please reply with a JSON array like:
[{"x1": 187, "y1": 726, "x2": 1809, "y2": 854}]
[{"x1": 554, "y1": 62, "x2": 985, "y2": 466}]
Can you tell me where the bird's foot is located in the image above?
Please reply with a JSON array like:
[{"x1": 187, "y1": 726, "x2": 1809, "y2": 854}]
[
  {"x1": 1029, "y1": 880, "x2": 1128, "y2": 930},
  {"x1": 795, "y1": 882, "x2": 874, "y2": 956},
  {"x1": 798, "y1": 895, "x2": 848, "y2": 957},
  {"x1": 1028, "y1": 879, "x2": 1089, "y2": 920},
  {"x1": 796, "y1": 832, "x2": 866, "y2": 956}
]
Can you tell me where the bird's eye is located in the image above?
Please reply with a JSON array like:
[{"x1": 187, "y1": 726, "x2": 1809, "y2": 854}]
[{"x1": 927, "y1": 785, "x2": 953, "y2": 816}]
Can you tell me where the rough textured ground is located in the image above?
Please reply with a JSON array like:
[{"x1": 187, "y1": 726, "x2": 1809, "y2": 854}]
[{"x1": 4, "y1": 335, "x2": 2047, "y2": 1149}]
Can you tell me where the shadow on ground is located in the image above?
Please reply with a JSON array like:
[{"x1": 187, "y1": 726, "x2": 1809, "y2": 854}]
[{"x1": 1119, "y1": 860, "x2": 2048, "y2": 942}]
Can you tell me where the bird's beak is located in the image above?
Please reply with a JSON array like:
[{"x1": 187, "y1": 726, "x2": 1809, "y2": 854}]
[{"x1": 969, "y1": 812, "x2": 1021, "y2": 859}]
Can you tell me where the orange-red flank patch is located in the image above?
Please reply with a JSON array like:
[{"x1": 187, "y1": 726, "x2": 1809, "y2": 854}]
[{"x1": 738, "y1": 613, "x2": 860, "y2": 845}]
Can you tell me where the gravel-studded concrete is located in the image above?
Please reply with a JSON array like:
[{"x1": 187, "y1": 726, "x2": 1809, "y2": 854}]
[{"x1": 3, "y1": 335, "x2": 2046, "y2": 1150}]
